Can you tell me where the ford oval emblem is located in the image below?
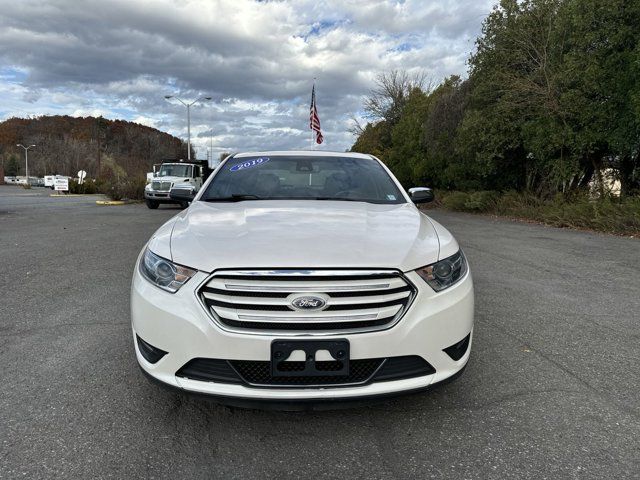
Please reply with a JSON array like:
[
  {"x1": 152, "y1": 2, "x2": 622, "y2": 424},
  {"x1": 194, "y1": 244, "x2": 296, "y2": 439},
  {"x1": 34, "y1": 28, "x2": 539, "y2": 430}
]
[{"x1": 290, "y1": 295, "x2": 327, "y2": 311}]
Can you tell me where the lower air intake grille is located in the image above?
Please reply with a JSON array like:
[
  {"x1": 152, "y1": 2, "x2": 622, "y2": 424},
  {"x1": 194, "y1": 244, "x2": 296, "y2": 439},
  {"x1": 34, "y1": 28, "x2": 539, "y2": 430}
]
[
  {"x1": 176, "y1": 355, "x2": 435, "y2": 388},
  {"x1": 374, "y1": 355, "x2": 436, "y2": 381},
  {"x1": 136, "y1": 335, "x2": 167, "y2": 364},
  {"x1": 443, "y1": 333, "x2": 471, "y2": 361},
  {"x1": 198, "y1": 269, "x2": 416, "y2": 334},
  {"x1": 230, "y1": 359, "x2": 383, "y2": 386}
]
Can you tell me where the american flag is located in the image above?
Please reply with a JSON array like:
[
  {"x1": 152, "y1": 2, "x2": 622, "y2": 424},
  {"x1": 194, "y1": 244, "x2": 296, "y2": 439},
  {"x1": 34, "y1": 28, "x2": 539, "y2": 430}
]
[{"x1": 309, "y1": 84, "x2": 324, "y2": 144}]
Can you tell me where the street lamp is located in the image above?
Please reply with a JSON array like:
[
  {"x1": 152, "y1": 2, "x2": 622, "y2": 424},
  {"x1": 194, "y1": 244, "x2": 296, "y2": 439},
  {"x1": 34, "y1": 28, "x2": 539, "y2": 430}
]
[
  {"x1": 164, "y1": 95, "x2": 212, "y2": 161},
  {"x1": 16, "y1": 144, "x2": 36, "y2": 184}
]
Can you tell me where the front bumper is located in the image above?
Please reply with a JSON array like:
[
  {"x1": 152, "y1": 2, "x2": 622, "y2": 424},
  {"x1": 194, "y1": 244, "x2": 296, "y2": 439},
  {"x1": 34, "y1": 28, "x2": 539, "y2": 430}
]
[
  {"x1": 131, "y1": 262, "x2": 474, "y2": 401},
  {"x1": 145, "y1": 191, "x2": 176, "y2": 202}
]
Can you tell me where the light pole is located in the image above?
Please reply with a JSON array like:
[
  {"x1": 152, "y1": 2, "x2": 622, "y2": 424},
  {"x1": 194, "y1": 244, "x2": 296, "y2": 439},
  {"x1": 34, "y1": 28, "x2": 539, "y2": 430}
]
[
  {"x1": 164, "y1": 95, "x2": 212, "y2": 161},
  {"x1": 16, "y1": 144, "x2": 36, "y2": 183}
]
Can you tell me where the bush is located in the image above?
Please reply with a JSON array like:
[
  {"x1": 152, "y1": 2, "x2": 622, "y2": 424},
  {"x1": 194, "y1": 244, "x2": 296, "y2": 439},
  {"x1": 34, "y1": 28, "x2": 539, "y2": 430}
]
[
  {"x1": 440, "y1": 190, "x2": 499, "y2": 212},
  {"x1": 69, "y1": 179, "x2": 98, "y2": 194},
  {"x1": 441, "y1": 191, "x2": 470, "y2": 211},
  {"x1": 464, "y1": 191, "x2": 499, "y2": 212},
  {"x1": 103, "y1": 177, "x2": 146, "y2": 201},
  {"x1": 21, "y1": 183, "x2": 32, "y2": 190},
  {"x1": 436, "y1": 190, "x2": 640, "y2": 235}
]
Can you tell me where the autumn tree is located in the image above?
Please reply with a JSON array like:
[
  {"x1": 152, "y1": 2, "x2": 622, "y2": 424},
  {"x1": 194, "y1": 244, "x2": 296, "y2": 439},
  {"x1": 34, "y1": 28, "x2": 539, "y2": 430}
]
[{"x1": 4, "y1": 154, "x2": 19, "y2": 176}]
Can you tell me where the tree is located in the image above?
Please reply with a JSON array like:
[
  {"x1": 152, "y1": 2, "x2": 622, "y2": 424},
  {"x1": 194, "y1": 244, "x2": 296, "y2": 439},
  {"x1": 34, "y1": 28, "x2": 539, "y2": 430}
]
[
  {"x1": 5, "y1": 154, "x2": 19, "y2": 176},
  {"x1": 420, "y1": 77, "x2": 474, "y2": 189},
  {"x1": 0, "y1": 115, "x2": 186, "y2": 179},
  {"x1": 363, "y1": 70, "x2": 427, "y2": 126},
  {"x1": 465, "y1": 0, "x2": 575, "y2": 194},
  {"x1": 561, "y1": 0, "x2": 640, "y2": 195},
  {"x1": 350, "y1": 0, "x2": 640, "y2": 198},
  {"x1": 387, "y1": 87, "x2": 431, "y2": 186},
  {"x1": 351, "y1": 121, "x2": 391, "y2": 160}
]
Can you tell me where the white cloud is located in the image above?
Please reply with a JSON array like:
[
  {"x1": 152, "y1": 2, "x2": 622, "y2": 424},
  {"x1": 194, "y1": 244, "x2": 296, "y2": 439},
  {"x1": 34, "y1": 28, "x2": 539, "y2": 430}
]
[
  {"x1": 132, "y1": 115, "x2": 158, "y2": 128},
  {"x1": 0, "y1": 0, "x2": 494, "y2": 157}
]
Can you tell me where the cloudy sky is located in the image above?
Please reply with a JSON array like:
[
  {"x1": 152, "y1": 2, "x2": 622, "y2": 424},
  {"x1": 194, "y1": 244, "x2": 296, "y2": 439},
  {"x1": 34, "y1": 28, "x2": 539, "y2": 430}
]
[{"x1": 0, "y1": 0, "x2": 493, "y2": 158}]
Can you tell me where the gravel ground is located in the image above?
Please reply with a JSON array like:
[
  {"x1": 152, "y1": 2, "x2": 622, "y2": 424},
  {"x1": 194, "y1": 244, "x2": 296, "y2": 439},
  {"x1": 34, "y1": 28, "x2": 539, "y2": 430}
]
[{"x1": 1, "y1": 184, "x2": 638, "y2": 479}]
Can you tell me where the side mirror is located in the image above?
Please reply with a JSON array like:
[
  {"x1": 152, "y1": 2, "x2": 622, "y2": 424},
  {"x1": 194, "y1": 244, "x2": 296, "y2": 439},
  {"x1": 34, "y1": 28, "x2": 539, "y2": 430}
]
[
  {"x1": 170, "y1": 186, "x2": 196, "y2": 203},
  {"x1": 408, "y1": 187, "x2": 435, "y2": 204}
]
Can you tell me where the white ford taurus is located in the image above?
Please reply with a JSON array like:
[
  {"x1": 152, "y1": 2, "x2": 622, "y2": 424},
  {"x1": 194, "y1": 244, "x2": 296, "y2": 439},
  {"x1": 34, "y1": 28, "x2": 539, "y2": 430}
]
[{"x1": 131, "y1": 151, "x2": 474, "y2": 407}]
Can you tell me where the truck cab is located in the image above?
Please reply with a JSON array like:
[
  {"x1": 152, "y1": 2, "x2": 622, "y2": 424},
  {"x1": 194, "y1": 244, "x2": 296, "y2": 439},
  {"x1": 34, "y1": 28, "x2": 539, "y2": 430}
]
[{"x1": 144, "y1": 161, "x2": 209, "y2": 209}]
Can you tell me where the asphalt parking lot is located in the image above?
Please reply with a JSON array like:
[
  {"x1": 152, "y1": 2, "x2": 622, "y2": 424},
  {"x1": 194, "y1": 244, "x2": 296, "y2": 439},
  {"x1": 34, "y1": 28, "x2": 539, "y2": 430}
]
[{"x1": 1, "y1": 184, "x2": 639, "y2": 479}]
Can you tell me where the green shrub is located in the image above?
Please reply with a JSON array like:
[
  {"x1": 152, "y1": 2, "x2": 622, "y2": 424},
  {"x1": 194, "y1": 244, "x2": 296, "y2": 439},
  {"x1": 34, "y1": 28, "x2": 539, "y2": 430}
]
[
  {"x1": 437, "y1": 189, "x2": 640, "y2": 235},
  {"x1": 494, "y1": 190, "x2": 543, "y2": 217},
  {"x1": 103, "y1": 177, "x2": 146, "y2": 201},
  {"x1": 440, "y1": 190, "x2": 499, "y2": 212},
  {"x1": 104, "y1": 182, "x2": 123, "y2": 201},
  {"x1": 69, "y1": 179, "x2": 98, "y2": 194},
  {"x1": 464, "y1": 191, "x2": 499, "y2": 212},
  {"x1": 441, "y1": 191, "x2": 470, "y2": 211}
]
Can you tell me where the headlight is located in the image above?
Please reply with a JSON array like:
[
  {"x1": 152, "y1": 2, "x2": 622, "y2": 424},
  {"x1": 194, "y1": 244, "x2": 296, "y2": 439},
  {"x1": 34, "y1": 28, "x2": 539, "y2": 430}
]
[
  {"x1": 415, "y1": 250, "x2": 468, "y2": 292},
  {"x1": 139, "y1": 248, "x2": 197, "y2": 293}
]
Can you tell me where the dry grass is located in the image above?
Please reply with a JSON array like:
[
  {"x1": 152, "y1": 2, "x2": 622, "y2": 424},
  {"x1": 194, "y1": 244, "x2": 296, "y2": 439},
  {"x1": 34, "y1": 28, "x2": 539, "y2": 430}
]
[{"x1": 431, "y1": 190, "x2": 640, "y2": 236}]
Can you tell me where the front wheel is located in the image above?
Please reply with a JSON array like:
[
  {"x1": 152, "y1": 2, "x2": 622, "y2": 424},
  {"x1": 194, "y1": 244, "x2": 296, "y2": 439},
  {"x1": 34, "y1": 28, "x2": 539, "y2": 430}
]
[
  {"x1": 146, "y1": 199, "x2": 159, "y2": 209},
  {"x1": 179, "y1": 201, "x2": 189, "y2": 209}
]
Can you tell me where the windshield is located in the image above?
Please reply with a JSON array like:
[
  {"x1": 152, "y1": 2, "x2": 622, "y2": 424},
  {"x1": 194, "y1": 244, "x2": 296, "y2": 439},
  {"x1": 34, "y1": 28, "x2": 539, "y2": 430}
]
[
  {"x1": 201, "y1": 155, "x2": 406, "y2": 204},
  {"x1": 157, "y1": 164, "x2": 192, "y2": 177}
]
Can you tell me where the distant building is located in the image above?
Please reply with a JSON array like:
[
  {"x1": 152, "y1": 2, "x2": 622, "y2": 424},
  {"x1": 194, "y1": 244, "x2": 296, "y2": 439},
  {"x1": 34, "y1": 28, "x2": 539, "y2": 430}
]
[{"x1": 589, "y1": 168, "x2": 621, "y2": 197}]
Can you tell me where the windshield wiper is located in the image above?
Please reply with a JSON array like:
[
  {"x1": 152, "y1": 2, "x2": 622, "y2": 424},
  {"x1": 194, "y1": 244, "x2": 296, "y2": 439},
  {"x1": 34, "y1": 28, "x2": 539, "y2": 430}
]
[{"x1": 202, "y1": 194, "x2": 262, "y2": 202}]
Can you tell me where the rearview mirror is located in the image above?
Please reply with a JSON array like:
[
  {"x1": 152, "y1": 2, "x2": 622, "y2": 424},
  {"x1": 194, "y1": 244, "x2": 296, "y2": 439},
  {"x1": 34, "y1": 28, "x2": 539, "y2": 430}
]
[
  {"x1": 408, "y1": 187, "x2": 434, "y2": 204},
  {"x1": 170, "y1": 186, "x2": 196, "y2": 203}
]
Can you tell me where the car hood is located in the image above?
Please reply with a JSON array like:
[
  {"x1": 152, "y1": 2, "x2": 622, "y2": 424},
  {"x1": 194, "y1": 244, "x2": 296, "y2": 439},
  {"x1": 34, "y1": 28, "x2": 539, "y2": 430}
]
[{"x1": 163, "y1": 200, "x2": 446, "y2": 273}]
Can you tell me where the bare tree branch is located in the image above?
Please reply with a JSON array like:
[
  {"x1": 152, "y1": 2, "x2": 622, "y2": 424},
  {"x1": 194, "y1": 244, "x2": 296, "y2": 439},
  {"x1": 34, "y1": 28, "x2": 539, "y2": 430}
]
[{"x1": 363, "y1": 70, "x2": 428, "y2": 124}]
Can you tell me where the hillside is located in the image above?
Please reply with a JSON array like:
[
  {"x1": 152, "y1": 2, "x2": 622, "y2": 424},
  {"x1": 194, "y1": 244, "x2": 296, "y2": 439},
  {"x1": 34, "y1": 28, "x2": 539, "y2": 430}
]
[{"x1": 0, "y1": 115, "x2": 188, "y2": 178}]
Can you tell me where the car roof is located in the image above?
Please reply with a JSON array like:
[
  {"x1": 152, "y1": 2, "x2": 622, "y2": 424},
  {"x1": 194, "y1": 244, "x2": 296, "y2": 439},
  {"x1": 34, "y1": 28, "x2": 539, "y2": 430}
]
[{"x1": 233, "y1": 150, "x2": 375, "y2": 160}]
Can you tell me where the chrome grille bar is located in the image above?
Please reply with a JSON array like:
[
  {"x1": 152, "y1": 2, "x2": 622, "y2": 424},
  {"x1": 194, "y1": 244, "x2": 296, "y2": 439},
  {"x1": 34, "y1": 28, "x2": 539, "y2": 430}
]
[{"x1": 197, "y1": 269, "x2": 416, "y2": 335}]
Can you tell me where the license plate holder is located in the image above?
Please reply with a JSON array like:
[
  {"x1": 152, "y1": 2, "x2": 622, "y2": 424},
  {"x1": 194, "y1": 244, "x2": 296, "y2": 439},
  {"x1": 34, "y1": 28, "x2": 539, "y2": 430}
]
[{"x1": 271, "y1": 339, "x2": 350, "y2": 377}]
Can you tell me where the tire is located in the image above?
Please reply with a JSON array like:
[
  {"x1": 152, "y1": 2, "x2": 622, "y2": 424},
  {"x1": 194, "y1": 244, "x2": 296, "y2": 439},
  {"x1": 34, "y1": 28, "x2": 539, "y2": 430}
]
[
  {"x1": 146, "y1": 199, "x2": 160, "y2": 209},
  {"x1": 179, "y1": 201, "x2": 189, "y2": 209}
]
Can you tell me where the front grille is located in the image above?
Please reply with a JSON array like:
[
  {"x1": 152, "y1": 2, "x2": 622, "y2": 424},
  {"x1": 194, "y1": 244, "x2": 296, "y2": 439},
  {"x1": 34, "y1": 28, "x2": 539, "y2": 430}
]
[
  {"x1": 230, "y1": 359, "x2": 383, "y2": 386},
  {"x1": 151, "y1": 180, "x2": 172, "y2": 191},
  {"x1": 198, "y1": 270, "x2": 416, "y2": 334},
  {"x1": 176, "y1": 355, "x2": 435, "y2": 388}
]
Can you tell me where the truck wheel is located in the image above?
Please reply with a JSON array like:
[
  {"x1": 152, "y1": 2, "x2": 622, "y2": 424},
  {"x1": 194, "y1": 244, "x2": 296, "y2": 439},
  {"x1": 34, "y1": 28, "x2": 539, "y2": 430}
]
[
  {"x1": 179, "y1": 201, "x2": 189, "y2": 209},
  {"x1": 146, "y1": 199, "x2": 159, "y2": 209}
]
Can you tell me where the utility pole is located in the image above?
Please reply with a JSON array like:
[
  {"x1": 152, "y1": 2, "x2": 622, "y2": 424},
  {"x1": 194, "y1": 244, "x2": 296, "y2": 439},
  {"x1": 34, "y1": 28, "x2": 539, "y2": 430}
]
[
  {"x1": 16, "y1": 144, "x2": 36, "y2": 183},
  {"x1": 210, "y1": 130, "x2": 213, "y2": 165},
  {"x1": 164, "y1": 95, "x2": 212, "y2": 161}
]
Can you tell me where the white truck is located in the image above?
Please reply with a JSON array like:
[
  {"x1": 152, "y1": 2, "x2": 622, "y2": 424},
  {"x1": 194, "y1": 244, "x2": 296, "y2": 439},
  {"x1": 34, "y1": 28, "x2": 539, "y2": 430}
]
[
  {"x1": 144, "y1": 160, "x2": 212, "y2": 209},
  {"x1": 44, "y1": 175, "x2": 56, "y2": 189}
]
